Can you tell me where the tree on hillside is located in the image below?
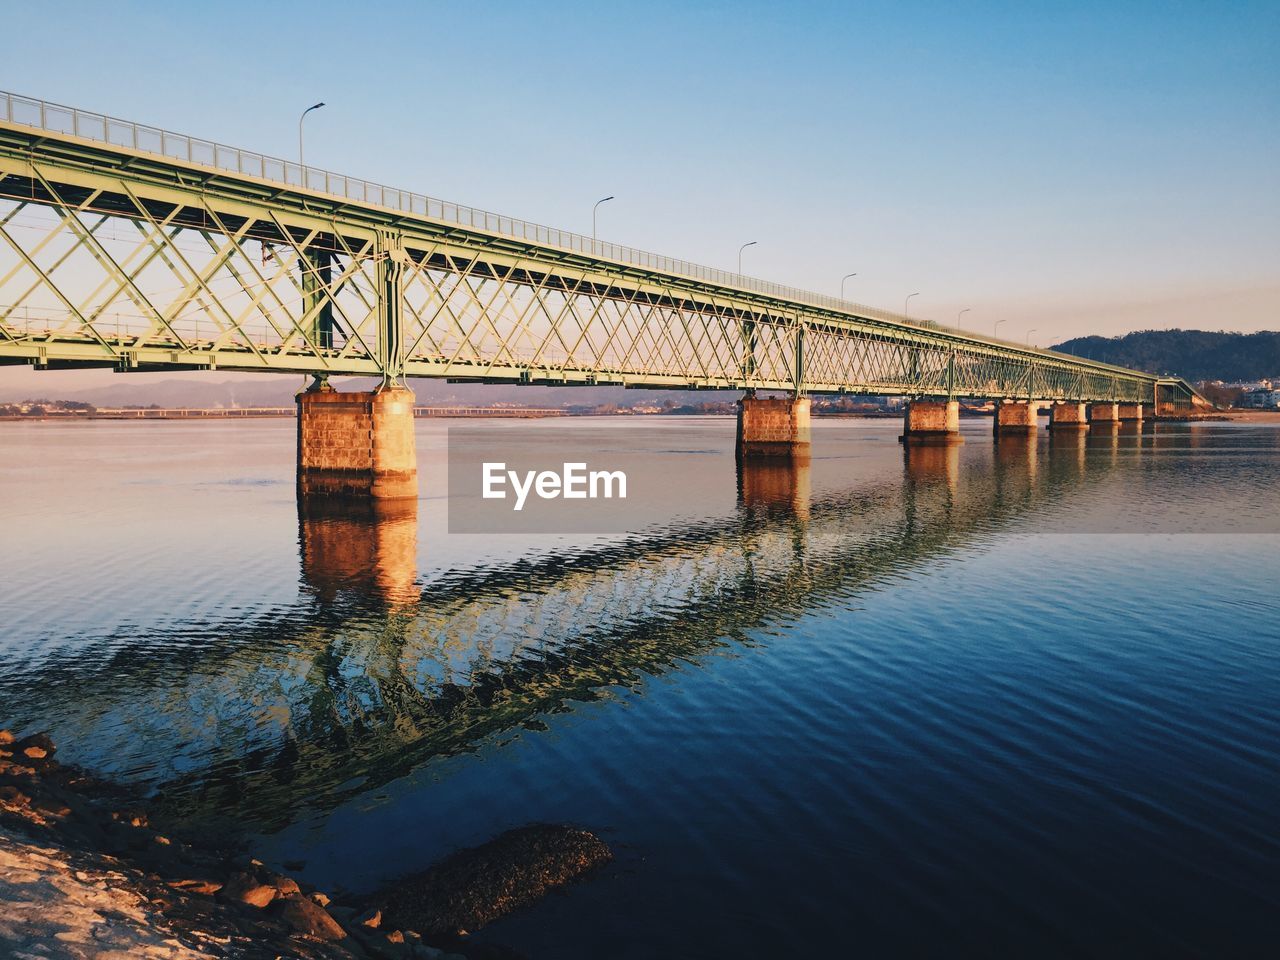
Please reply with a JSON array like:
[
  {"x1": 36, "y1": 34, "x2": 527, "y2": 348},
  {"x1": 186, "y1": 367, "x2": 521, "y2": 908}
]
[{"x1": 1051, "y1": 330, "x2": 1280, "y2": 381}]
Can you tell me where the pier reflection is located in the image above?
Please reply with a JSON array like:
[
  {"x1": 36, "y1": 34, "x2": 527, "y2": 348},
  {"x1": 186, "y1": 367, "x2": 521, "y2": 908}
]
[
  {"x1": 993, "y1": 435, "x2": 1038, "y2": 509},
  {"x1": 1048, "y1": 427, "x2": 1088, "y2": 476},
  {"x1": 736, "y1": 455, "x2": 811, "y2": 520},
  {"x1": 299, "y1": 497, "x2": 419, "y2": 605},
  {"x1": 1087, "y1": 421, "x2": 1122, "y2": 465},
  {"x1": 902, "y1": 442, "x2": 960, "y2": 492}
]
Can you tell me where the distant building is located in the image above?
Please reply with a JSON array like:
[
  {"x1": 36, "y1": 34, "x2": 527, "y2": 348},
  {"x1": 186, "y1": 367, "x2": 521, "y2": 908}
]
[{"x1": 1238, "y1": 388, "x2": 1280, "y2": 409}]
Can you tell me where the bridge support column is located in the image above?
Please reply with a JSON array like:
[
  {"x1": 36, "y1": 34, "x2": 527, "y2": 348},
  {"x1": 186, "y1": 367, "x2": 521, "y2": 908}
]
[
  {"x1": 993, "y1": 400, "x2": 1038, "y2": 436},
  {"x1": 900, "y1": 399, "x2": 962, "y2": 445},
  {"x1": 1117, "y1": 403, "x2": 1144, "y2": 423},
  {"x1": 736, "y1": 395, "x2": 811, "y2": 459},
  {"x1": 1049, "y1": 401, "x2": 1088, "y2": 429},
  {"x1": 297, "y1": 386, "x2": 418, "y2": 500},
  {"x1": 1088, "y1": 402, "x2": 1119, "y2": 426}
]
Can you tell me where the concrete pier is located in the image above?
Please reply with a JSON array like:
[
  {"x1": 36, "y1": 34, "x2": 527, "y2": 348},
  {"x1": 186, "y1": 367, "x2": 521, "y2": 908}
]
[
  {"x1": 993, "y1": 400, "x2": 1038, "y2": 436},
  {"x1": 1088, "y1": 402, "x2": 1120, "y2": 426},
  {"x1": 297, "y1": 386, "x2": 418, "y2": 500},
  {"x1": 1049, "y1": 402, "x2": 1088, "y2": 429},
  {"x1": 1117, "y1": 403, "x2": 1144, "y2": 422},
  {"x1": 737, "y1": 395, "x2": 811, "y2": 459},
  {"x1": 900, "y1": 400, "x2": 962, "y2": 445}
]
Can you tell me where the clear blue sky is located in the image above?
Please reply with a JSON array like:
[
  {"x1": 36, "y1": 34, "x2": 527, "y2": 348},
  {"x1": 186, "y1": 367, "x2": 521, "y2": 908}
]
[{"x1": 2, "y1": 0, "x2": 1276, "y2": 352}]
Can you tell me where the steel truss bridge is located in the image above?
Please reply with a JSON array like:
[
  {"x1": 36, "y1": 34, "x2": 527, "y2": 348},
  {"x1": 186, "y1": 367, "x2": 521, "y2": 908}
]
[{"x1": 0, "y1": 91, "x2": 1199, "y2": 406}]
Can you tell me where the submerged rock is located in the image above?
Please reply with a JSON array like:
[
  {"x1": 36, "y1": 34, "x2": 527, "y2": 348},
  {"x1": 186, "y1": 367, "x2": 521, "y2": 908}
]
[{"x1": 372, "y1": 823, "x2": 612, "y2": 938}]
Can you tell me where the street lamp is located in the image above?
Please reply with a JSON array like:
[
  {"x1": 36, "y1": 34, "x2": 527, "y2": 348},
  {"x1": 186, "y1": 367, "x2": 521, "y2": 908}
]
[
  {"x1": 904, "y1": 292, "x2": 919, "y2": 321},
  {"x1": 841, "y1": 272, "x2": 857, "y2": 299},
  {"x1": 298, "y1": 102, "x2": 325, "y2": 167},
  {"x1": 958, "y1": 307, "x2": 971, "y2": 327},
  {"x1": 738, "y1": 241, "x2": 757, "y2": 275},
  {"x1": 592, "y1": 196, "x2": 614, "y2": 243},
  {"x1": 1026, "y1": 328, "x2": 1038, "y2": 346},
  {"x1": 994, "y1": 318, "x2": 1007, "y2": 339}
]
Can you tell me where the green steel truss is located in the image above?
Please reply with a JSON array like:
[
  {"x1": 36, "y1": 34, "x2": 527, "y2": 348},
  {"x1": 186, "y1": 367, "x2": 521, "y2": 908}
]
[{"x1": 0, "y1": 103, "x2": 1189, "y2": 405}]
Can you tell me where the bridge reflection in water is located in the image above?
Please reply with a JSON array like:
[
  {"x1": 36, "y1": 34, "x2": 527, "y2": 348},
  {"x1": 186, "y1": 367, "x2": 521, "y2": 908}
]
[{"x1": 4, "y1": 429, "x2": 1175, "y2": 832}]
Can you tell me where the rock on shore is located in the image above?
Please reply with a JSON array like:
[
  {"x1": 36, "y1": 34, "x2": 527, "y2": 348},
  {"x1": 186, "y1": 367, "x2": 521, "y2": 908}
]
[{"x1": 0, "y1": 729, "x2": 612, "y2": 959}]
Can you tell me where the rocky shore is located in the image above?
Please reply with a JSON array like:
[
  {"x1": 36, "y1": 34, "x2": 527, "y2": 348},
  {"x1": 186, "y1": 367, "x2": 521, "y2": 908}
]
[{"x1": 0, "y1": 730, "x2": 611, "y2": 959}]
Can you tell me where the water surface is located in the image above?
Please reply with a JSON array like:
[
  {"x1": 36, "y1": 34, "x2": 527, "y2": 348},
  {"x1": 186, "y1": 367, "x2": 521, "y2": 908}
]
[{"x1": 2, "y1": 416, "x2": 1277, "y2": 958}]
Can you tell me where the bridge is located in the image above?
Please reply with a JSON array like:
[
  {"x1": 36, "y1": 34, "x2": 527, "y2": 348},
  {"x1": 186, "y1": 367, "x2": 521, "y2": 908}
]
[{"x1": 0, "y1": 91, "x2": 1205, "y2": 496}]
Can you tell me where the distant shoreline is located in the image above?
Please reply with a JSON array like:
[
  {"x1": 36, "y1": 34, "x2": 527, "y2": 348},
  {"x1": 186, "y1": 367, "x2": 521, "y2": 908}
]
[{"x1": 3, "y1": 408, "x2": 1277, "y2": 423}]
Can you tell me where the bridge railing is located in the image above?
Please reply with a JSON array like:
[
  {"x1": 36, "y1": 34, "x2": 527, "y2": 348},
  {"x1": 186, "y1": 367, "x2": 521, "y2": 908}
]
[{"x1": 2, "y1": 88, "x2": 1042, "y2": 355}]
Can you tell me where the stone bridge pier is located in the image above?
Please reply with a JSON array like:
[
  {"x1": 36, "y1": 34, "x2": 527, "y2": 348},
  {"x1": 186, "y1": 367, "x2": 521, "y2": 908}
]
[
  {"x1": 1049, "y1": 402, "x2": 1089, "y2": 429},
  {"x1": 297, "y1": 385, "x2": 419, "y2": 501},
  {"x1": 993, "y1": 400, "x2": 1039, "y2": 436},
  {"x1": 737, "y1": 395, "x2": 811, "y2": 459},
  {"x1": 900, "y1": 400, "x2": 962, "y2": 445},
  {"x1": 1089, "y1": 402, "x2": 1120, "y2": 426}
]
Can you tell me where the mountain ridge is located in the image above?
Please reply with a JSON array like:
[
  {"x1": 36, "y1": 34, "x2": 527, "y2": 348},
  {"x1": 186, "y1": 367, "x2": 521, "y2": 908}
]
[{"x1": 1050, "y1": 329, "x2": 1279, "y2": 382}]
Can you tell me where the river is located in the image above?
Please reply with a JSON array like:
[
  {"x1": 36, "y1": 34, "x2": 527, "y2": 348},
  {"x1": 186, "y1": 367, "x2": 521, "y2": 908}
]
[{"x1": 2, "y1": 416, "x2": 1277, "y2": 958}]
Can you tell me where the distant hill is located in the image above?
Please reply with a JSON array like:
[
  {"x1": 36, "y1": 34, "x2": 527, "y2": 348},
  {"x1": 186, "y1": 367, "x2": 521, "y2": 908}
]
[{"x1": 1050, "y1": 329, "x2": 1280, "y2": 382}]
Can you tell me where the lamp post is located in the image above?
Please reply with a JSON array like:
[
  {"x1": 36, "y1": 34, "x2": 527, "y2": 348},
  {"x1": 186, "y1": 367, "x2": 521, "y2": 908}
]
[
  {"x1": 592, "y1": 196, "x2": 614, "y2": 243},
  {"x1": 994, "y1": 318, "x2": 1007, "y2": 339},
  {"x1": 738, "y1": 241, "x2": 757, "y2": 275},
  {"x1": 298, "y1": 102, "x2": 325, "y2": 167},
  {"x1": 904, "y1": 292, "x2": 919, "y2": 321},
  {"x1": 841, "y1": 272, "x2": 857, "y2": 299},
  {"x1": 1026, "y1": 328, "x2": 1038, "y2": 346},
  {"x1": 958, "y1": 307, "x2": 971, "y2": 327}
]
